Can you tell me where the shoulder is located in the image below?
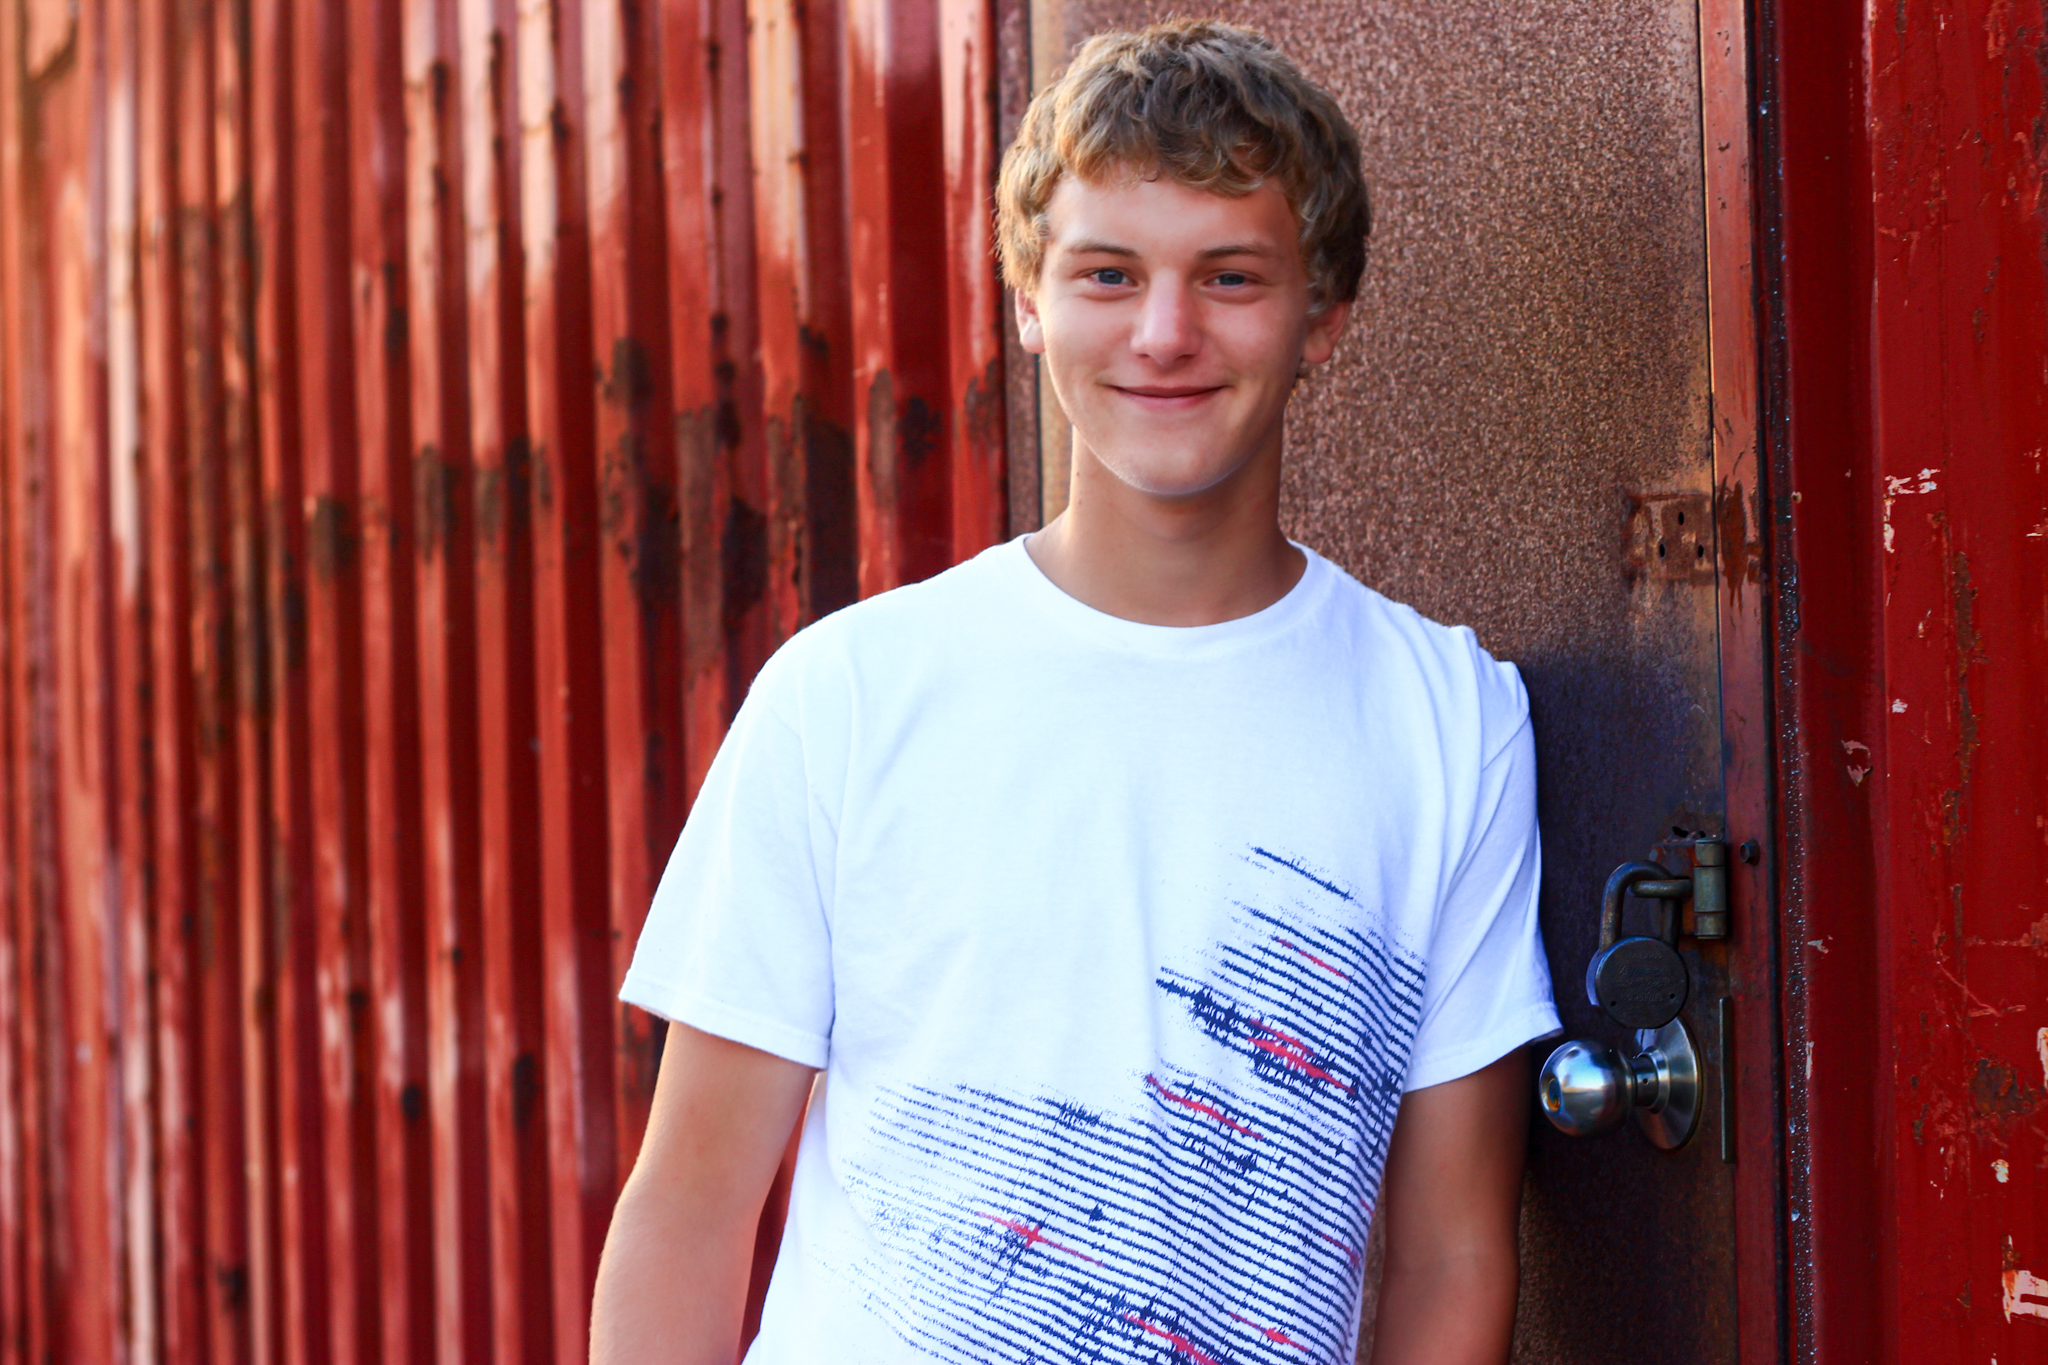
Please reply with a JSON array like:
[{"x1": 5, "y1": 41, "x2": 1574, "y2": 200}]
[
  {"x1": 740, "y1": 541, "x2": 1019, "y2": 716},
  {"x1": 1311, "y1": 551, "x2": 1530, "y2": 764}
]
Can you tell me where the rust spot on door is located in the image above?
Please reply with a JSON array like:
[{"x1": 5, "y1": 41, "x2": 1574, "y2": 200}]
[
  {"x1": 1626, "y1": 492, "x2": 1716, "y2": 584},
  {"x1": 1972, "y1": 1059, "x2": 2041, "y2": 1119}
]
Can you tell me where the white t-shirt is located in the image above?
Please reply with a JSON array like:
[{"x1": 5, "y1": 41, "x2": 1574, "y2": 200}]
[{"x1": 621, "y1": 537, "x2": 1559, "y2": 1364}]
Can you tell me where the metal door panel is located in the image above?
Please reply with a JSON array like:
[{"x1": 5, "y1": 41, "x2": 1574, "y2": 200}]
[{"x1": 1025, "y1": 4, "x2": 1771, "y2": 1359}]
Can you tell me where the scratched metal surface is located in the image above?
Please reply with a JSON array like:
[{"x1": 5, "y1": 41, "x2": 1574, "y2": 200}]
[
  {"x1": 1766, "y1": 2, "x2": 2048, "y2": 1360},
  {"x1": 1040, "y1": 3, "x2": 1734, "y2": 1360}
]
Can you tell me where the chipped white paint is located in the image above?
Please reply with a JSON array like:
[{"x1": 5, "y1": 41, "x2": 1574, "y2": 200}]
[
  {"x1": 1892, "y1": 698, "x2": 1908, "y2": 713},
  {"x1": 1808, "y1": 937, "x2": 1831, "y2": 955},
  {"x1": 1881, "y1": 466, "x2": 1939, "y2": 552},
  {"x1": 1994, "y1": 1159, "x2": 2010, "y2": 1183},
  {"x1": 2037, "y1": 1027, "x2": 2048, "y2": 1088},
  {"x1": 2003, "y1": 1268, "x2": 2048, "y2": 1322},
  {"x1": 1805, "y1": 1040, "x2": 1815, "y2": 1081}
]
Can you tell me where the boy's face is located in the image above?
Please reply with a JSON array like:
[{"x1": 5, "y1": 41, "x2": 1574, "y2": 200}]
[{"x1": 1016, "y1": 172, "x2": 1350, "y2": 500}]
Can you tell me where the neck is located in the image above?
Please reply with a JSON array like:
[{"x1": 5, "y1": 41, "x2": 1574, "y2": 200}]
[{"x1": 1024, "y1": 428, "x2": 1305, "y2": 627}]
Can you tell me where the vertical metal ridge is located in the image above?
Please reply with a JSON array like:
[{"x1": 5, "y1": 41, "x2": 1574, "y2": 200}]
[
  {"x1": 940, "y1": 0, "x2": 1006, "y2": 559},
  {"x1": 0, "y1": 5, "x2": 29, "y2": 1356},
  {"x1": 659, "y1": 0, "x2": 739, "y2": 806},
  {"x1": 348, "y1": 0, "x2": 439, "y2": 1352},
  {"x1": 5, "y1": 9, "x2": 60, "y2": 1358},
  {"x1": 515, "y1": 1, "x2": 618, "y2": 1355},
  {"x1": 106, "y1": 9, "x2": 163, "y2": 1357},
  {"x1": 403, "y1": 0, "x2": 494, "y2": 1358},
  {"x1": 50, "y1": 1, "x2": 123, "y2": 1355},
  {"x1": 457, "y1": 0, "x2": 558, "y2": 1357},
  {"x1": 583, "y1": 0, "x2": 681, "y2": 1171},
  {"x1": 289, "y1": 0, "x2": 381, "y2": 1356},
  {"x1": 173, "y1": 3, "x2": 258, "y2": 1358},
  {"x1": 249, "y1": 1, "x2": 336, "y2": 1358},
  {"x1": 135, "y1": 0, "x2": 207, "y2": 1354},
  {"x1": 845, "y1": 0, "x2": 956, "y2": 595},
  {"x1": 214, "y1": 0, "x2": 283, "y2": 1355}
]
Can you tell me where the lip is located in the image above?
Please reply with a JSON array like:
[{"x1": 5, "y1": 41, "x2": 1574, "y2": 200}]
[{"x1": 1109, "y1": 383, "x2": 1225, "y2": 409}]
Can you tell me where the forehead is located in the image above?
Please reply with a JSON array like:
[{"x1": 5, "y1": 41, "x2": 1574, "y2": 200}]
[{"x1": 1043, "y1": 173, "x2": 1300, "y2": 262}]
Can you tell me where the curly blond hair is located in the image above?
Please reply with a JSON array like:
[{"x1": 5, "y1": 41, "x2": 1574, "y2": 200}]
[{"x1": 996, "y1": 20, "x2": 1371, "y2": 311}]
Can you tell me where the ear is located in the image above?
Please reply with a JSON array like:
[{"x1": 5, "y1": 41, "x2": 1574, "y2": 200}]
[
  {"x1": 1014, "y1": 286, "x2": 1047, "y2": 355},
  {"x1": 1301, "y1": 299, "x2": 1353, "y2": 367}
]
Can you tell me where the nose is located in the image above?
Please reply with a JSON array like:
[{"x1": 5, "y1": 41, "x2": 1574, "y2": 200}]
[{"x1": 1130, "y1": 274, "x2": 1200, "y2": 364}]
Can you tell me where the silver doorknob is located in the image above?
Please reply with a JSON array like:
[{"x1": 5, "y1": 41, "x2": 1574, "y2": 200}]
[{"x1": 1537, "y1": 1019, "x2": 1700, "y2": 1149}]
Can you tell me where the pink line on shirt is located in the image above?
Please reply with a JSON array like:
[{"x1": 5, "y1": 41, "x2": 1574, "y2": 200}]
[
  {"x1": 1125, "y1": 1314, "x2": 1223, "y2": 1365},
  {"x1": 1226, "y1": 1309, "x2": 1308, "y2": 1350},
  {"x1": 1248, "y1": 1022, "x2": 1354, "y2": 1092},
  {"x1": 1314, "y1": 1228, "x2": 1361, "y2": 1268},
  {"x1": 1275, "y1": 936, "x2": 1352, "y2": 982},
  {"x1": 1144, "y1": 1074, "x2": 1263, "y2": 1139},
  {"x1": 974, "y1": 1212, "x2": 1103, "y2": 1265}
]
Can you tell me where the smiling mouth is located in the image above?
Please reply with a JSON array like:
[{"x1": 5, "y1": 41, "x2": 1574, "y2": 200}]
[{"x1": 1112, "y1": 384, "x2": 1224, "y2": 400}]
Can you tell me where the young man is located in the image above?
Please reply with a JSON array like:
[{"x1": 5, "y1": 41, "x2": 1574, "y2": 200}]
[{"x1": 592, "y1": 20, "x2": 1557, "y2": 1364}]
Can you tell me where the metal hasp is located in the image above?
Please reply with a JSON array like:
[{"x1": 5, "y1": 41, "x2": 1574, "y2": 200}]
[
  {"x1": 1689, "y1": 837, "x2": 1729, "y2": 939},
  {"x1": 1539, "y1": 1020, "x2": 1702, "y2": 1150}
]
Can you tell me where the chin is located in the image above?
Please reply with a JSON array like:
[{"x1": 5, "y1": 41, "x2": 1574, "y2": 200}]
[{"x1": 1097, "y1": 449, "x2": 1246, "y2": 498}]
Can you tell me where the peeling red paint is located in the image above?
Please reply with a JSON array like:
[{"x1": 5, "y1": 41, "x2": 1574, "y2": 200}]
[{"x1": 1776, "y1": 0, "x2": 2048, "y2": 1358}]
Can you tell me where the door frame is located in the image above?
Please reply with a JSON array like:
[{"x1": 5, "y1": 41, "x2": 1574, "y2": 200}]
[{"x1": 1697, "y1": 0, "x2": 1790, "y2": 1360}]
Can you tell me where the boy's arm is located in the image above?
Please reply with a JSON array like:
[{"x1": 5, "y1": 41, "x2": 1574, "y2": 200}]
[
  {"x1": 1369, "y1": 1048, "x2": 1529, "y2": 1365},
  {"x1": 590, "y1": 1020, "x2": 816, "y2": 1365}
]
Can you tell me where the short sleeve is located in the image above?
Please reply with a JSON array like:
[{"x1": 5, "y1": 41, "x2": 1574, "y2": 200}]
[
  {"x1": 618, "y1": 662, "x2": 837, "y2": 1069},
  {"x1": 1402, "y1": 695, "x2": 1560, "y2": 1092}
]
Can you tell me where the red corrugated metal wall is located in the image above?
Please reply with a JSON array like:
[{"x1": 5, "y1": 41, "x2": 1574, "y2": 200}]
[{"x1": 0, "y1": 0, "x2": 1011, "y2": 1360}]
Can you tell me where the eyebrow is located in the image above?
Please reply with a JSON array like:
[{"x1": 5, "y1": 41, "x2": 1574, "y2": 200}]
[{"x1": 1062, "y1": 240, "x2": 1279, "y2": 260}]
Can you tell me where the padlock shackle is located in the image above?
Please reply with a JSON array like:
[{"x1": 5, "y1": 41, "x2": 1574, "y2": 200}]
[{"x1": 1599, "y1": 861, "x2": 1685, "y2": 950}]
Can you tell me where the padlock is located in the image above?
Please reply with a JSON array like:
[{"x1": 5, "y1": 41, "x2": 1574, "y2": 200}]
[{"x1": 1583, "y1": 861, "x2": 1690, "y2": 1030}]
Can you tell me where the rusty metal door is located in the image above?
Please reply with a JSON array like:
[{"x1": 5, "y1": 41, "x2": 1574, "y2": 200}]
[{"x1": 1012, "y1": 4, "x2": 1782, "y2": 1361}]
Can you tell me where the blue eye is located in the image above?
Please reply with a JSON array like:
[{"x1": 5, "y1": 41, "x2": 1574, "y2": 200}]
[
  {"x1": 1091, "y1": 268, "x2": 1129, "y2": 286},
  {"x1": 1214, "y1": 272, "x2": 1249, "y2": 287}
]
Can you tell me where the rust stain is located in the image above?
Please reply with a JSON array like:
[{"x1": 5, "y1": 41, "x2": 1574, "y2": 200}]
[
  {"x1": 603, "y1": 335, "x2": 655, "y2": 412},
  {"x1": 1971, "y1": 1058, "x2": 2042, "y2": 1118},
  {"x1": 964, "y1": 354, "x2": 1005, "y2": 458},
  {"x1": 675, "y1": 403, "x2": 723, "y2": 670},
  {"x1": 1624, "y1": 492, "x2": 1716, "y2": 584},
  {"x1": 803, "y1": 397, "x2": 859, "y2": 618},
  {"x1": 721, "y1": 497, "x2": 768, "y2": 635},
  {"x1": 900, "y1": 394, "x2": 942, "y2": 472},
  {"x1": 413, "y1": 446, "x2": 454, "y2": 560},
  {"x1": 866, "y1": 367, "x2": 898, "y2": 501},
  {"x1": 1951, "y1": 548, "x2": 1983, "y2": 773},
  {"x1": 1717, "y1": 477, "x2": 1762, "y2": 604},
  {"x1": 605, "y1": 430, "x2": 682, "y2": 619},
  {"x1": 305, "y1": 493, "x2": 357, "y2": 581}
]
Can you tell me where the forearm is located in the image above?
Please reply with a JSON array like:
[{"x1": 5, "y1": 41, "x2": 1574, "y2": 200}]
[
  {"x1": 589, "y1": 1022, "x2": 816, "y2": 1365},
  {"x1": 1369, "y1": 1244, "x2": 1518, "y2": 1365},
  {"x1": 1369, "y1": 1050, "x2": 1529, "y2": 1365},
  {"x1": 589, "y1": 1172, "x2": 758, "y2": 1365}
]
